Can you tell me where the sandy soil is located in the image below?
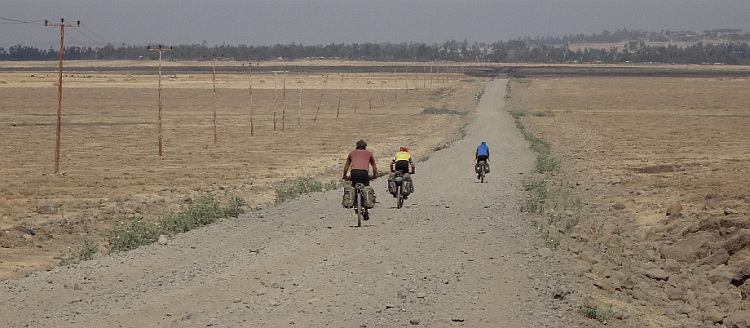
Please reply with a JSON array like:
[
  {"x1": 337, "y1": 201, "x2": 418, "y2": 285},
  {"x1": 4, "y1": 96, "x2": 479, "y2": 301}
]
[
  {"x1": 0, "y1": 61, "x2": 482, "y2": 280},
  {"x1": 0, "y1": 79, "x2": 588, "y2": 327}
]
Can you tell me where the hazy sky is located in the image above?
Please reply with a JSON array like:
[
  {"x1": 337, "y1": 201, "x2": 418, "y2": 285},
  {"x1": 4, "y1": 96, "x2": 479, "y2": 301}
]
[{"x1": 1, "y1": 0, "x2": 749, "y2": 49}]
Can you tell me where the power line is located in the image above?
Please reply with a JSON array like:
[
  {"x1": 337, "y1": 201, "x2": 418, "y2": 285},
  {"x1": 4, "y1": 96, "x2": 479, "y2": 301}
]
[
  {"x1": 0, "y1": 16, "x2": 46, "y2": 25},
  {"x1": 64, "y1": 33, "x2": 87, "y2": 46},
  {"x1": 69, "y1": 28, "x2": 107, "y2": 47},
  {"x1": 79, "y1": 23, "x2": 110, "y2": 45},
  {"x1": 1, "y1": 16, "x2": 110, "y2": 47}
]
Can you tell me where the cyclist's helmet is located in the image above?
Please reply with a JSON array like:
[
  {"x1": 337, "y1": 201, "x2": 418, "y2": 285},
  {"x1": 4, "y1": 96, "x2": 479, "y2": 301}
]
[{"x1": 400, "y1": 147, "x2": 408, "y2": 152}]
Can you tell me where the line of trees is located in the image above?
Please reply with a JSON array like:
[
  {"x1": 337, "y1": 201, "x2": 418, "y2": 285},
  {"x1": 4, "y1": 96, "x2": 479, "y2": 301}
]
[{"x1": 2, "y1": 29, "x2": 749, "y2": 65}]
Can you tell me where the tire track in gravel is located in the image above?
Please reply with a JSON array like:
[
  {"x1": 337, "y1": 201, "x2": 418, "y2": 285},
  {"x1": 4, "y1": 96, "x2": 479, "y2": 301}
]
[{"x1": 0, "y1": 78, "x2": 581, "y2": 328}]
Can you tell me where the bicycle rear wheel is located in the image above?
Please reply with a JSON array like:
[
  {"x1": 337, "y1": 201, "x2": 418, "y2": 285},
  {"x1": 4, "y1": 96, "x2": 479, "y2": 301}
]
[
  {"x1": 480, "y1": 166, "x2": 485, "y2": 183},
  {"x1": 356, "y1": 192, "x2": 363, "y2": 227},
  {"x1": 396, "y1": 185, "x2": 403, "y2": 209}
]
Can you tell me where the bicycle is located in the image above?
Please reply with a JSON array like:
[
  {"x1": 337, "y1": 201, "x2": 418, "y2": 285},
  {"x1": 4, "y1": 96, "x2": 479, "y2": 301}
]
[
  {"x1": 344, "y1": 175, "x2": 374, "y2": 227},
  {"x1": 390, "y1": 170, "x2": 414, "y2": 209},
  {"x1": 476, "y1": 160, "x2": 488, "y2": 183},
  {"x1": 353, "y1": 181, "x2": 369, "y2": 226}
]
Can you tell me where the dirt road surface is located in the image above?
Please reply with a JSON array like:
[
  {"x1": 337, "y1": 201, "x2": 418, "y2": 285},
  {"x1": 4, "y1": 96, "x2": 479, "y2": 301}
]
[{"x1": 0, "y1": 79, "x2": 585, "y2": 327}]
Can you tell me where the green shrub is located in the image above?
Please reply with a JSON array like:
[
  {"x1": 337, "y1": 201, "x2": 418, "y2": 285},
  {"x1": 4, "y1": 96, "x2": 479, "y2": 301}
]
[
  {"x1": 523, "y1": 131, "x2": 550, "y2": 154},
  {"x1": 223, "y1": 197, "x2": 249, "y2": 218},
  {"x1": 275, "y1": 177, "x2": 325, "y2": 204},
  {"x1": 161, "y1": 195, "x2": 248, "y2": 234},
  {"x1": 523, "y1": 176, "x2": 583, "y2": 247},
  {"x1": 59, "y1": 239, "x2": 100, "y2": 265},
  {"x1": 421, "y1": 107, "x2": 466, "y2": 116},
  {"x1": 107, "y1": 195, "x2": 247, "y2": 253},
  {"x1": 535, "y1": 153, "x2": 559, "y2": 173},
  {"x1": 579, "y1": 298, "x2": 614, "y2": 322},
  {"x1": 530, "y1": 220, "x2": 561, "y2": 249},
  {"x1": 107, "y1": 219, "x2": 162, "y2": 253},
  {"x1": 531, "y1": 110, "x2": 555, "y2": 117},
  {"x1": 542, "y1": 226, "x2": 561, "y2": 249},
  {"x1": 522, "y1": 178, "x2": 548, "y2": 215},
  {"x1": 160, "y1": 196, "x2": 220, "y2": 233},
  {"x1": 275, "y1": 177, "x2": 347, "y2": 204},
  {"x1": 508, "y1": 80, "x2": 584, "y2": 248},
  {"x1": 508, "y1": 109, "x2": 527, "y2": 120},
  {"x1": 515, "y1": 119, "x2": 525, "y2": 130}
]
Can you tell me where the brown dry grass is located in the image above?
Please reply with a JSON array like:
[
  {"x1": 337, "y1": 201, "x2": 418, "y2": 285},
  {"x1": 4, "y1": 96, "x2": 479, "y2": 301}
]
[
  {"x1": 0, "y1": 61, "x2": 485, "y2": 279},
  {"x1": 512, "y1": 74, "x2": 750, "y2": 227}
]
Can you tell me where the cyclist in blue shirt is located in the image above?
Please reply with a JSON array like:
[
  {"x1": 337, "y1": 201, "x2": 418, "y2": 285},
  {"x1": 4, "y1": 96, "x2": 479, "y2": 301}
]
[{"x1": 475, "y1": 141, "x2": 490, "y2": 179}]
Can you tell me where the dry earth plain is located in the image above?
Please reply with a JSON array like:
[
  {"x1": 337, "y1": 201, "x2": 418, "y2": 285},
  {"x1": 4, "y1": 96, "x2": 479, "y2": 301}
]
[
  {"x1": 507, "y1": 64, "x2": 750, "y2": 327},
  {"x1": 0, "y1": 69, "x2": 597, "y2": 328},
  {"x1": 6, "y1": 60, "x2": 750, "y2": 327},
  {"x1": 0, "y1": 60, "x2": 485, "y2": 280}
]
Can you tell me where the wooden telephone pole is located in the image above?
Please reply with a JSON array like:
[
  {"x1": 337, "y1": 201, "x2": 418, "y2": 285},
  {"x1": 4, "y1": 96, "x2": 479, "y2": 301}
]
[
  {"x1": 209, "y1": 54, "x2": 223, "y2": 144},
  {"x1": 271, "y1": 70, "x2": 288, "y2": 130},
  {"x1": 248, "y1": 63, "x2": 254, "y2": 137},
  {"x1": 148, "y1": 45, "x2": 172, "y2": 156},
  {"x1": 45, "y1": 18, "x2": 79, "y2": 174}
]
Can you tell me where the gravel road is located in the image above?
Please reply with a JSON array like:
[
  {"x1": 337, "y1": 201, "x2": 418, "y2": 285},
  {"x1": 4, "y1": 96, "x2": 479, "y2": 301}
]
[{"x1": 0, "y1": 78, "x2": 585, "y2": 327}]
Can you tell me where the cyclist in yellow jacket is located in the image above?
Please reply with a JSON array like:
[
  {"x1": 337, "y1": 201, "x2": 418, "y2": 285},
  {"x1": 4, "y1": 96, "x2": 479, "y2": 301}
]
[{"x1": 388, "y1": 147, "x2": 415, "y2": 197}]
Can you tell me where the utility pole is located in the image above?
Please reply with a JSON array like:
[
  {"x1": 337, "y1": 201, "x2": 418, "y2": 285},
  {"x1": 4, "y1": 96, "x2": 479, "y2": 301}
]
[
  {"x1": 248, "y1": 63, "x2": 254, "y2": 137},
  {"x1": 45, "y1": 18, "x2": 79, "y2": 175},
  {"x1": 353, "y1": 80, "x2": 357, "y2": 114},
  {"x1": 282, "y1": 71, "x2": 287, "y2": 131},
  {"x1": 271, "y1": 70, "x2": 288, "y2": 130},
  {"x1": 314, "y1": 75, "x2": 328, "y2": 122},
  {"x1": 148, "y1": 45, "x2": 172, "y2": 156},
  {"x1": 209, "y1": 54, "x2": 222, "y2": 144},
  {"x1": 298, "y1": 76, "x2": 304, "y2": 126},
  {"x1": 336, "y1": 74, "x2": 343, "y2": 118}
]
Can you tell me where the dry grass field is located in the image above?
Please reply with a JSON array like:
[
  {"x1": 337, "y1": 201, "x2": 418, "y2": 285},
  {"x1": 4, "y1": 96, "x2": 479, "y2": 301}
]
[
  {"x1": 508, "y1": 66, "x2": 750, "y2": 326},
  {"x1": 512, "y1": 71, "x2": 749, "y2": 228},
  {"x1": 0, "y1": 60, "x2": 485, "y2": 280}
]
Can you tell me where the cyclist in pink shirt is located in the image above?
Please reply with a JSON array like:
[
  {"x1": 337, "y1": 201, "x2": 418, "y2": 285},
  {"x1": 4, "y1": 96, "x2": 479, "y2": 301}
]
[{"x1": 342, "y1": 139, "x2": 378, "y2": 186}]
